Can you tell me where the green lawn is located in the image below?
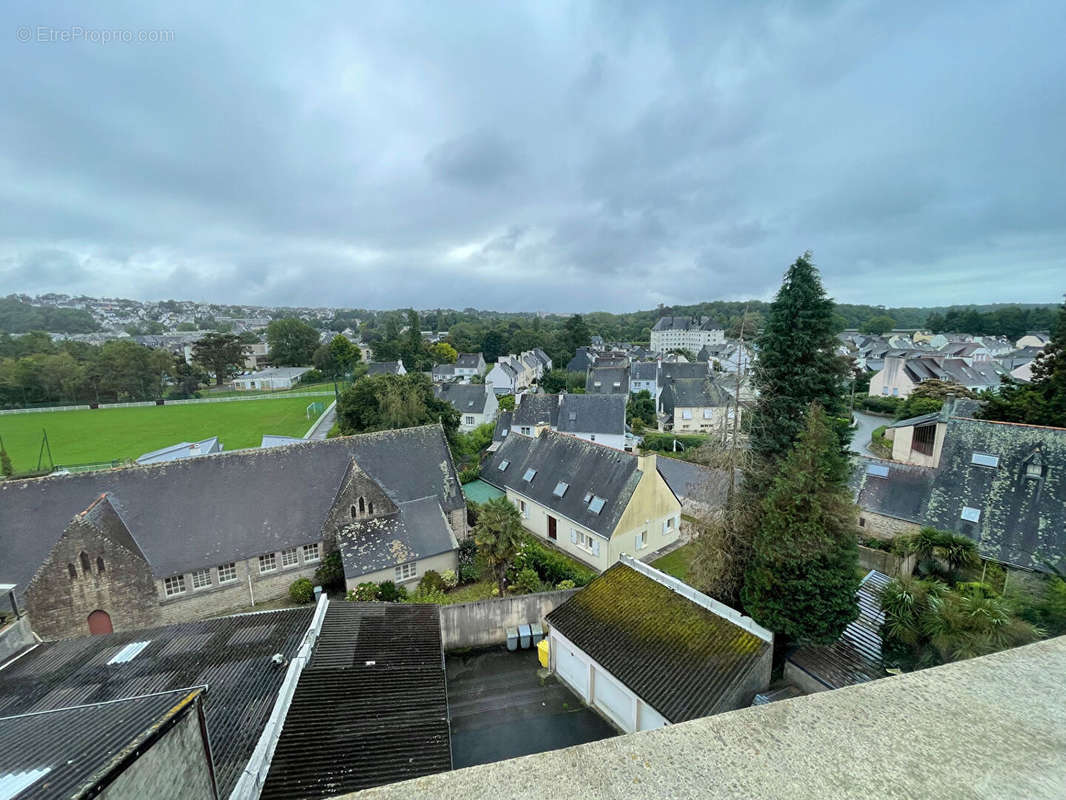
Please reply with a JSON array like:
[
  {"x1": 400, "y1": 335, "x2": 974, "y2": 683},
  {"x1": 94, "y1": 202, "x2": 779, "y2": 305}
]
[
  {"x1": 201, "y1": 382, "x2": 338, "y2": 398},
  {"x1": 0, "y1": 398, "x2": 319, "y2": 469},
  {"x1": 651, "y1": 542, "x2": 695, "y2": 582}
]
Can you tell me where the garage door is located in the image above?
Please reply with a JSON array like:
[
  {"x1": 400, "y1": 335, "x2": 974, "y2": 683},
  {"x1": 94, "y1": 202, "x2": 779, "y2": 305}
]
[
  {"x1": 592, "y1": 666, "x2": 632, "y2": 731},
  {"x1": 553, "y1": 636, "x2": 588, "y2": 701}
]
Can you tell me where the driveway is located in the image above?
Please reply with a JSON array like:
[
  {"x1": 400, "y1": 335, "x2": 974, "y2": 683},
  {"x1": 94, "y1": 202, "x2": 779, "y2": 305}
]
[{"x1": 851, "y1": 410, "x2": 888, "y2": 458}]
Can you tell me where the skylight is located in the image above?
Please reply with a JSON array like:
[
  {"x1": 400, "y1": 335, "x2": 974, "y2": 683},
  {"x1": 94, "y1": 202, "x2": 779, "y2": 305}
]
[
  {"x1": 523, "y1": 468, "x2": 537, "y2": 482},
  {"x1": 553, "y1": 481, "x2": 569, "y2": 498},
  {"x1": 960, "y1": 506, "x2": 981, "y2": 523},
  {"x1": 583, "y1": 492, "x2": 593, "y2": 504},
  {"x1": 866, "y1": 464, "x2": 890, "y2": 478},
  {"x1": 107, "y1": 641, "x2": 151, "y2": 664},
  {"x1": 498, "y1": 460, "x2": 509, "y2": 471},
  {"x1": 569, "y1": 412, "x2": 577, "y2": 421},
  {"x1": 971, "y1": 452, "x2": 999, "y2": 468},
  {"x1": 588, "y1": 495, "x2": 606, "y2": 514}
]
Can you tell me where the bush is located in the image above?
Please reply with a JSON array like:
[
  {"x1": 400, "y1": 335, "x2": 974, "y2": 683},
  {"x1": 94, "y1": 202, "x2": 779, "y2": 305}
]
[
  {"x1": 440, "y1": 569, "x2": 458, "y2": 589},
  {"x1": 556, "y1": 579, "x2": 576, "y2": 590},
  {"x1": 347, "y1": 582, "x2": 380, "y2": 601},
  {"x1": 457, "y1": 537, "x2": 479, "y2": 583},
  {"x1": 640, "y1": 432, "x2": 708, "y2": 453},
  {"x1": 508, "y1": 535, "x2": 595, "y2": 588},
  {"x1": 459, "y1": 563, "x2": 481, "y2": 584},
  {"x1": 418, "y1": 570, "x2": 446, "y2": 595},
  {"x1": 857, "y1": 395, "x2": 903, "y2": 415},
  {"x1": 869, "y1": 425, "x2": 892, "y2": 458},
  {"x1": 410, "y1": 587, "x2": 448, "y2": 604},
  {"x1": 378, "y1": 580, "x2": 408, "y2": 602},
  {"x1": 299, "y1": 369, "x2": 325, "y2": 384},
  {"x1": 288, "y1": 577, "x2": 314, "y2": 604},
  {"x1": 313, "y1": 551, "x2": 345, "y2": 594},
  {"x1": 514, "y1": 567, "x2": 543, "y2": 594},
  {"x1": 459, "y1": 465, "x2": 481, "y2": 484}
]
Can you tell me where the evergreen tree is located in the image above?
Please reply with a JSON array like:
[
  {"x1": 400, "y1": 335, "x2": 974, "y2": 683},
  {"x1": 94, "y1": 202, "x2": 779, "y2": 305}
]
[
  {"x1": 741, "y1": 403, "x2": 860, "y2": 645},
  {"x1": 749, "y1": 252, "x2": 852, "y2": 466},
  {"x1": 1, "y1": 440, "x2": 14, "y2": 478}
]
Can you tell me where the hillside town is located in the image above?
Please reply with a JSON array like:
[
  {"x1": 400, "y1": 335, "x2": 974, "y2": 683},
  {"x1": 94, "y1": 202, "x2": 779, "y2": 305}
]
[{"x1": 2, "y1": 2, "x2": 1065, "y2": 798}]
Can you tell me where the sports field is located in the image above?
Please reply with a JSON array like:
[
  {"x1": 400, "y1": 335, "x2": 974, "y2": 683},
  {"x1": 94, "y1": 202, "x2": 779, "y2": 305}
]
[{"x1": 0, "y1": 398, "x2": 323, "y2": 470}]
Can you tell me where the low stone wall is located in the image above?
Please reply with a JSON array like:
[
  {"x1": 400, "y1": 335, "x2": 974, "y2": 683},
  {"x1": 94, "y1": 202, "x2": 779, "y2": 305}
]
[
  {"x1": 439, "y1": 589, "x2": 577, "y2": 651},
  {"x1": 0, "y1": 616, "x2": 35, "y2": 664},
  {"x1": 857, "y1": 545, "x2": 914, "y2": 578}
]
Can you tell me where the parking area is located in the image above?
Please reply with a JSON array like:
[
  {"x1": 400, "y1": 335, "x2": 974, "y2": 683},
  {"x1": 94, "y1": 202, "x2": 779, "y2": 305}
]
[{"x1": 446, "y1": 646, "x2": 617, "y2": 769}]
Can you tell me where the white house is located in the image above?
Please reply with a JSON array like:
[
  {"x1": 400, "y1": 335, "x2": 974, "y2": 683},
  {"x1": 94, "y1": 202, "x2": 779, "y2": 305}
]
[
  {"x1": 434, "y1": 382, "x2": 499, "y2": 432},
  {"x1": 650, "y1": 316, "x2": 726, "y2": 354},
  {"x1": 232, "y1": 366, "x2": 311, "y2": 391},
  {"x1": 545, "y1": 556, "x2": 773, "y2": 733}
]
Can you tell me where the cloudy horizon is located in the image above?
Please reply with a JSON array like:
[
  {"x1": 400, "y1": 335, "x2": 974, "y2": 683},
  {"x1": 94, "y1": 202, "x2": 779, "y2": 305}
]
[{"x1": 1, "y1": 1, "x2": 1064, "y2": 313}]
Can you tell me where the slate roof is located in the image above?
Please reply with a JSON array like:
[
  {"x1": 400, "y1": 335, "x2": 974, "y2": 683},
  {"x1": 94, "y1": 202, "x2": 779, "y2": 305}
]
[
  {"x1": 434, "y1": 382, "x2": 491, "y2": 415},
  {"x1": 512, "y1": 393, "x2": 560, "y2": 429},
  {"x1": 557, "y1": 394, "x2": 626, "y2": 436},
  {"x1": 854, "y1": 459, "x2": 936, "y2": 524},
  {"x1": 492, "y1": 410, "x2": 513, "y2": 443},
  {"x1": 259, "y1": 602, "x2": 450, "y2": 797},
  {"x1": 662, "y1": 378, "x2": 731, "y2": 411},
  {"x1": 566, "y1": 348, "x2": 596, "y2": 373},
  {"x1": 0, "y1": 688, "x2": 207, "y2": 800},
  {"x1": 431, "y1": 363, "x2": 456, "y2": 379},
  {"x1": 0, "y1": 608, "x2": 314, "y2": 796},
  {"x1": 630, "y1": 361, "x2": 659, "y2": 382},
  {"x1": 659, "y1": 362, "x2": 710, "y2": 383},
  {"x1": 651, "y1": 316, "x2": 724, "y2": 332},
  {"x1": 655, "y1": 457, "x2": 732, "y2": 506},
  {"x1": 260, "y1": 434, "x2": 303, "y2": 448},
  {"x1": 901, "y1": 357, "x2": 1001, "y2": 388},
  {"x1": 787, "y1": 571, "x2": 891, "y2": 690},
  {"x1": 531, "y1": 348, "x2": 551, "y2": 368},
  {"x1": 585, "y1": 365, "x2": 629, "y2": 394},
  {"x1": 135, "y1": 436, "x2": 221, "y2": 464},
  {"x1": 482, "y1": 430, "x2": 643, "y2": 538},
  {"x1": 0, "y1": 425, "x2": 463, "y2": 593},
  {"x1": 546, "y1": 562, "x2": 771, "y2": 722},
  {"x1": 338, "y1": 496, "x2": 459, "y2": 580},
  {"x1": 455, "y1": 352, "x2": 483, "y2": 369}
]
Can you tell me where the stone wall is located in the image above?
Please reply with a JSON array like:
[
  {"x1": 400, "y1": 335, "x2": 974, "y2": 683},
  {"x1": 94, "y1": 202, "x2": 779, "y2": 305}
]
[
  {"x1": 439, "y1": 589, "x2": 578, "y2": 651},
  {"x1": 25, "y1": 520, "x2": 159, "y2": 640},
  {"x1": 859, "y1": 510, "x2": 921, "y2": 540},
  {"x1": 857, "y1": 545, "x2": 914, "y2": 578}
]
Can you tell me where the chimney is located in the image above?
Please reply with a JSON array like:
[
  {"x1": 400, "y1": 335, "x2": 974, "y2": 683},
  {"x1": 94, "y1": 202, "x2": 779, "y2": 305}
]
[
  {"x1": 638, "y1": 452, "x2": 657, "y2": 473},
  {"x1": 940, "y1": 392, "x2": 956, "y2": 422}
]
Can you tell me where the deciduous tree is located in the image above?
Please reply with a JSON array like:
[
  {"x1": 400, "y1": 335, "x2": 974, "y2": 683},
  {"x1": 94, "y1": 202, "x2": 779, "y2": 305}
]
[
  {"x1": 266, "y1": 318, "x2": 320, "y2": 366},
  {"x1": 192, "y1": 332, "x2": 246, "y2": 386}
]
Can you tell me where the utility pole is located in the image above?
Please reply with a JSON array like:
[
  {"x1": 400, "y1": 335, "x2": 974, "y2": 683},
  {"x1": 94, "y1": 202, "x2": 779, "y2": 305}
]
[{"x1": 728, "y1": 304, "x2": 748, "y2": 503}]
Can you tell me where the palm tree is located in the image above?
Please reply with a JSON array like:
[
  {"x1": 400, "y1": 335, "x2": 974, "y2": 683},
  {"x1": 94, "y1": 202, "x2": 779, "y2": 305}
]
[{"x1": 473, "y1": 496, "x2": 525, "y2": 596}]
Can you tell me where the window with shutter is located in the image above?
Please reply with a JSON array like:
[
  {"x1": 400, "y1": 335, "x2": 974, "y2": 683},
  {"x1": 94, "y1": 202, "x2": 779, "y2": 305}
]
[
  {"x1": 570, "y1": 529, "x2": 577, "y2": 543},
  {"x1": 591, "y1": 540, "x2": 600, "y2": 556}
]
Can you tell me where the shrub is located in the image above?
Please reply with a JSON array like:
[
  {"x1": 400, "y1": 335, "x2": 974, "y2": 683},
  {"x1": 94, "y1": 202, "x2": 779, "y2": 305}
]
[
  {"x1": 515, "y1": 567, "x2": 543, "y2": 594},
  {"x1": 410, "y1": 587, "x2": 448, "y2": 604},
  {"x1": 857, "y1": 395, "x2": 903, "y2": 415},
  {"x1": 418, "y1": 570, "x2": 446, "y2": 595},
  {"x1": 440, "y1": 569, "x2": 458, "y2": 589},
  {"x1": 509, "y1": 535, "x2": 595, "y2": 588},
  {"x1": 457, "y1": 537, "x2": 479, "y2": 583},
  {"x1": 299, "y1": 369, "x2": 325, "y2": 384},
  {"x1": 313, "y1": 551, "x2": 345, "y2": 594},
  {"x1": 378, "y1": 580, "x2": 408, "y2": 602},
  {"x1": 640, "y1": 432, "x2": 708, "y2": 453},
  {"x1": 556, "y1": 579, "x2": 576, "y2": 590},
  {"x1": 347, "y1": 582, "x2": 380, "y2": 601},
  {"x1": 459, "y1": 563, "x2": 481, "y2": 584},
  {"x1": 459, "y1": 465, "x2": 481, "y2": 484},
  {"x1": 288, "y1": 577, "x2": 314, "y2": 604}
]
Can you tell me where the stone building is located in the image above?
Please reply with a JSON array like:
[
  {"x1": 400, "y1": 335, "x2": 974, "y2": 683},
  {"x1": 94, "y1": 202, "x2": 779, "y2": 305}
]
[{"x1": 1, "y1": 424, "x2": 465, "y2": 639}]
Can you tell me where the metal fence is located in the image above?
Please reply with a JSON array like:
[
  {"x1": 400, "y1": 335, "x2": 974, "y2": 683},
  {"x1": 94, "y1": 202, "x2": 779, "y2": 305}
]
[{"x1": 0, "y1": 391, "x2": 335, "y2": 416}]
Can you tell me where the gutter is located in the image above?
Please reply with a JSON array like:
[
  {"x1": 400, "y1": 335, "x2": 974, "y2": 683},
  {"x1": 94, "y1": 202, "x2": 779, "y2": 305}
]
[{"x1": 229, "y1": 592, "x2": 330, "y2": 800}]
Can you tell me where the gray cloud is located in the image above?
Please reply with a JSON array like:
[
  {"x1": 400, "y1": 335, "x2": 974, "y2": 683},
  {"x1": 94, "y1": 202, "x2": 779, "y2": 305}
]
[{"x1": 0, "y1": 0, "x2": 1063, "y2": 312}]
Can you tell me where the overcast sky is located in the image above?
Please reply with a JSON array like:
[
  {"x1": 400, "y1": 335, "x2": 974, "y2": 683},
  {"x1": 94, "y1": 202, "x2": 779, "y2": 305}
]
[{"x1": 1, "y1": 1, "x2": 1063, "y2": 313}]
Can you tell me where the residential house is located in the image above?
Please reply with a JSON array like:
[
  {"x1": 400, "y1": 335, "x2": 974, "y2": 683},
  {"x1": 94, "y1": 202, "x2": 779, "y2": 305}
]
[
  {"x1": 232, "y1": 366, "x2": 311, "y2": 390},
  {"x1": 434, "y1": 382, "x2": 499, "y2": 432},
  {"x1": 854, "y1": 398, "x2": 1066, "y2": 571},
  {"x1": 654, "y1": 457, "x2": 735, "y2": 517},
  {"x1": 927, "y1": 333, "x2": 973, "y2": 350},
  {"x1": 869, "y1": 356, "x2": 1002, "y2": 398},
  {"x1": 244, "y1": 340, "x2": 270, "y2": 370},
  {"x1": 937, "y1": 341, "x2": 994, "y2": 364},
  {"x1": 511, "y1": 393, "x2": 560, "y2": 436},
  {"x1": 629, "y1": 361, "x2": 660, "y2": 403},
  {"x1": 545, "y1": 555, "x2": 772, "y2": 733},
  {"x1": 485, "y1": 350, "x2": 548, "y2": 395},
  {"x1": 660, "y1": 378, "x2": 737, "y2": 435},
  {"x1": 487, "y1": 410, "x2": 513, "y2": 453},
  {"x1": 0, "y1": 425, "x2": 465, "y2": 639},
  {"x1": 366, "y1": 361, "x2": 407, "y2": 376},
  {"x1": 1016, "y1": 331, "x2": 1051, "y2": 349},
  {"x1": 135, "y1": 437, "x2": 222, "y2": 465},
  {"x1": 566, "y1": 346, "x2": 597, "y2": 373},
  {"x1": 785, "y1": 570, "x2": 891, "y2": 694},
  {"x1": 432, "y1": 352, "x2": 487, "y2": 384},
  {"x1": 0, "y1": 606, "x2": 317, "y2": 798},
  {"x1": 586, "y1": 365, "x2": 630, "y2": 394},
  {"x1": 482, "y1": 430, "x2": 682, "y2": 571},
  {"x1": 650, "y1": 316, "x2": 726, "y2": 354},
  {"x1": 557, "y1": 394, "x2": 628, "y2": 450}
]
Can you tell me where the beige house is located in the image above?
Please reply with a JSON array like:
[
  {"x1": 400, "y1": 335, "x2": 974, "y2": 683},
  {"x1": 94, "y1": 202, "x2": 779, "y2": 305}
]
[
  {"x1": 661, "y1": 378, "x2": 738, "y2": 435},
  {"x1": 482, "y1": 430, "x2": 682, "y2": 571}
]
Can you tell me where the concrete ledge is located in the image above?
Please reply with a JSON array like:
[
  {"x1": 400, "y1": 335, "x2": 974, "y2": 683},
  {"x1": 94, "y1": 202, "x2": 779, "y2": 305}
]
[{"x1": 347, "y1": 636, "x2": 1066, "y2": 799}]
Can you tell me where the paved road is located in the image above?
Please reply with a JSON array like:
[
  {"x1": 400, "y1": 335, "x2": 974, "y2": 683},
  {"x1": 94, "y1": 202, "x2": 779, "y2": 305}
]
[
  {"x1": 851, "y1": 410, "x2": 888, "y2": 458},
  {"x1": 304, "y1": 400, "x2": 337, "y2": 440}
]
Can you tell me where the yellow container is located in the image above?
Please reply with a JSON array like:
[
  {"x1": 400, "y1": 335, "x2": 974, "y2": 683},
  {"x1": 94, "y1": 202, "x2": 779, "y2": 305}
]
[{"x1": 537, "y1": 637, "x2": 550, "y2": 669}]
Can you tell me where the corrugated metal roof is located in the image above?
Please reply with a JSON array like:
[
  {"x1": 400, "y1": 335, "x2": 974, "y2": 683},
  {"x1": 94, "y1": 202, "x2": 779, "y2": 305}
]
[
  {"x1": 0, "y1": 689, "x2": 203, "y2": 800},
  {"x1": 260, "y1": 603, "x2": 449, "y2": 797},
  {"x1": 0, "y1": 608, "x2": 313, "y2": 796},
  {"x1": 546, "y1": 563, "x2": 770, "y2": 723},
  {"x1": 787, "y1": 571, "x2": 891, "y2": 690}
]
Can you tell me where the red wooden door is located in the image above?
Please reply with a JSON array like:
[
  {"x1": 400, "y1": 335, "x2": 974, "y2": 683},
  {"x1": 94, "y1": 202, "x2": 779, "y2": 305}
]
[
  {"x1": 548, "y1": 516, "x2": 557, "y2": 540},
  {"x1": 87, "y1": 610, "x2": 113, "y2": 635}
]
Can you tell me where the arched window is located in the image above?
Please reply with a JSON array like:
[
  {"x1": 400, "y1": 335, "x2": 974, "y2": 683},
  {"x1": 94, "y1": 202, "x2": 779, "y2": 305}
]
[
  {"x1": 96, "y1": 556, "x2": 106, "y2": 573},
  {"x1": 80, "y1": 552, "x2": 92, "y2": 574},
  {"x1": 358, "y1": 497, "x2": 365, "y2": 514},
  {"x1": 368, "y1": 501, "x2": 374, "y2": 515},
  {"x1": 68, "y1": 563, "x2": 77, "y2": 580},
  {"x1": 350, "y1": 504, "x2": 357, "y2": 519}
]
